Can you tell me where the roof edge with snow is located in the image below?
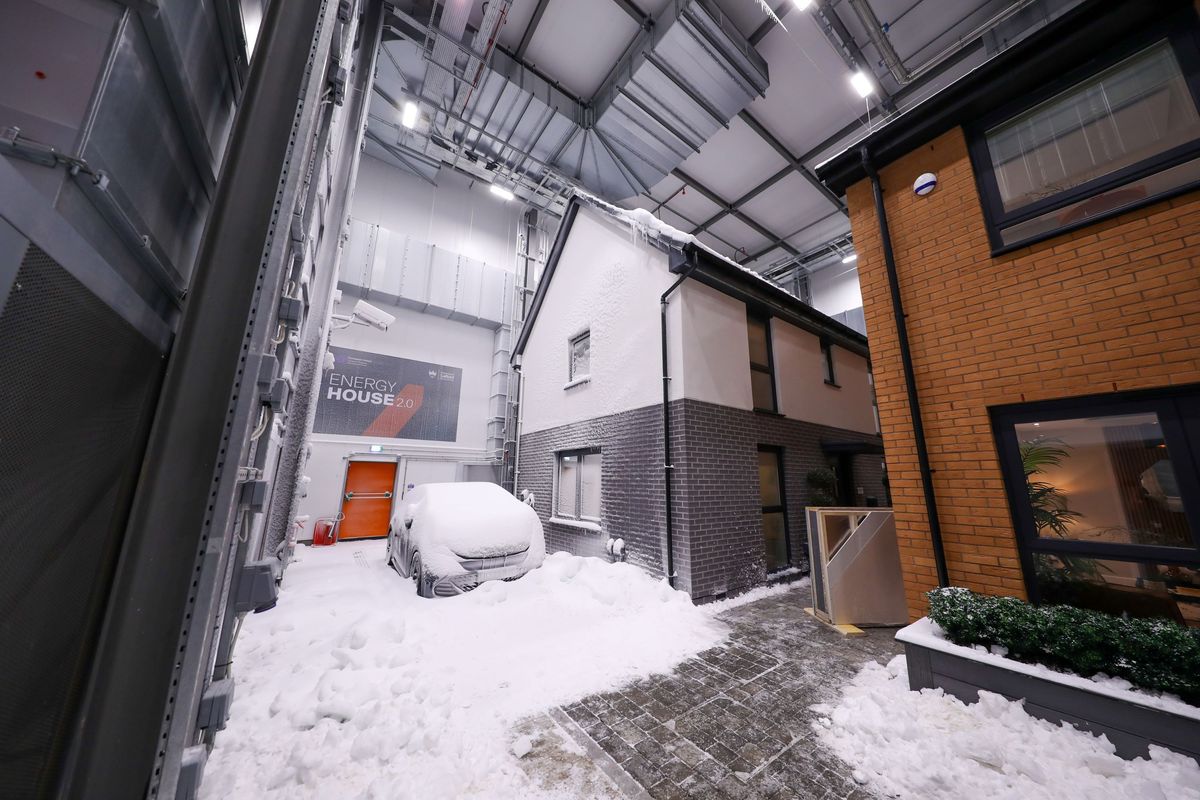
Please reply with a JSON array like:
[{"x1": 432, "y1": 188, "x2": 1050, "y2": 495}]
[{"x1": 513, "y1": 195, "x2": 869, "y2": 363}]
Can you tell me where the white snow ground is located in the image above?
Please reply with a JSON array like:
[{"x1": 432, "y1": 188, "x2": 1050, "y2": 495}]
[
  {"x1": 201, "y1": 542, "x2": 727, "y2": 799},
  {"x1": 812, "y1": 655, "x2": 1200, "y2": 800}
]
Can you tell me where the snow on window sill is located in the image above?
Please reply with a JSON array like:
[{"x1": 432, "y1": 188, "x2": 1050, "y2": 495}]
[
  {"x1": 563, "y1": 375, "x2": 591, "y2": 390},
  {"x1": 549, "y1": 516, "x2": 602, "y2": 532}
]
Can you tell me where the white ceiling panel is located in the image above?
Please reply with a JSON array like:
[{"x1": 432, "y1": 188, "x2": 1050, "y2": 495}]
[
  {"x1": 676, "y1": 115, "x2": 788, "y2": 202},
  {"x1": 742, "y1": 246, "x2": 792, "y2": 273},
  {"x1": 707, "y1": 214, "x2": 772, "y2": 258},
  {"x1": 647, "y1": 174, "x2": 685, "y2": 204},
  {"x1": 786, "y1": 212, "x2": 852, "y2": 254},
  {"x1": 524, "y1": 0, "x2": 638, "y2": 97},
  {"x1": 696, "y1": 231, "x2": 740, "y2": 260},
  {"x1": 664, "y1": 186, "x2": 722, "y2": 225},
  {"x1": 737, "y1": 171, "x2": 838, "y2": 236},
  {"x1": 746, "y1": 19, "x2": 872, "y2": 158},
  {"x1": 496, "y1": 0, "x2": 541, "y2": 50}
]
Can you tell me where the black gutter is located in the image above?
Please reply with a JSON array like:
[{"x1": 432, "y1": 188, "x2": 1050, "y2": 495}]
[
  {"x1": 660, "y1": 250, "x2": 699, "y2": 588},
  {"x1": 862, "y1": 146, "x2": 948, "y2": 588}
]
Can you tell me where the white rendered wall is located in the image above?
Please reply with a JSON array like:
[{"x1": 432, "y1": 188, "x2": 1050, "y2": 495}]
[
  {"x1": 677, "y1": 280, "x2": 753, "y2": 411},
  {"x1": 519, "y1": 207, "x2": 684, "y2": 434},
  {"x1": 351, "y1": 155, "x2": 521, "y2": 270},
  {"x1": 809, "y1": 263, "x2": 863, "y2": 317},
  {"x1": 771, "y1": 319, "x2": 877, "y2": 434}
]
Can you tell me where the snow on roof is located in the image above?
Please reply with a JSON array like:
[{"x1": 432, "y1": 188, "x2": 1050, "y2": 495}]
[{"x1": 571, "y1": 188, "x2": 788, "y2": 295}]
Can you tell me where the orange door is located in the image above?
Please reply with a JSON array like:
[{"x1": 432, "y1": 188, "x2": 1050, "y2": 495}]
[{"x1": 338, "y1": 460, "x2": 397, "y2": 540}]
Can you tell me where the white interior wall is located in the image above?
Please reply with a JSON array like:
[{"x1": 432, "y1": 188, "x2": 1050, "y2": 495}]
[
  {"x1": 351, "y1": 154, "x2": 521, "y2": 271},
  {"x1": 296, "y1": 301, "x2": 496, "y2": 536},
  {"x1": 809, "y1": 262, "x2": 863, "y2": 317},
  {"x1": 520, "y1": 208, "x2": 684, "y2": 434}
]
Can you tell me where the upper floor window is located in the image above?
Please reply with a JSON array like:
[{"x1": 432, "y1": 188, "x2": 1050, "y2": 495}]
[
  {"x1": 970, "y1": 22, "x2": 1200, "y2": 252},
  {"x1": 747, "y1": 313, "x2": 776, "y2": 412},
  {"x1": 569, "y1": 331, "x2": 590, "y2": 382},
  {"x1": 821, "y1": 338, "x2": 837, "y2": 386}
]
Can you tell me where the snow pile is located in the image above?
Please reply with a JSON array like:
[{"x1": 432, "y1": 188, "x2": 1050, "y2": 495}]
[
  {"x1": 201, "y1": 544, "x2": 726, "y2": 799},
  {"x1": 812, "y1": 656, "x2": 1200, "y2": 800},
  {"x1": 702, "y1": 576, "x2": 810, "y2": 616}
]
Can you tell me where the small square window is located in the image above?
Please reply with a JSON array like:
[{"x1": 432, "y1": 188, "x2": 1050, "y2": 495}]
[{"x1": 569, "y1": 331, "x2": 590, "y2": 381}]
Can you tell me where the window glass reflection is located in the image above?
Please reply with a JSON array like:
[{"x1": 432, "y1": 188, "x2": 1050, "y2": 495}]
[{"x1": 1015, "y1": 413, "x2": 1193, "y2": 548}]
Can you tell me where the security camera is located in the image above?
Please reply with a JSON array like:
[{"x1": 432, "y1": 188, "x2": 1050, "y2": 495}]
[{"x1": 352, "y1": 299, "x2": 395, "y2": 330}]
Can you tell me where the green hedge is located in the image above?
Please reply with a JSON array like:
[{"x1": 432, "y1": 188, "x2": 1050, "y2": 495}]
[{"x1": 926, "y1": 587, "x2": 1200, "y2": 706}]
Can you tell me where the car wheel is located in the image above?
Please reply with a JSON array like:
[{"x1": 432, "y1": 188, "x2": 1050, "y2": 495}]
[
  {"x1": 411, "y1": 553, "x2": 431, "y2": 598},
  {"x1": 386, "y1": 531, "x2": 402, "y2": 576}
]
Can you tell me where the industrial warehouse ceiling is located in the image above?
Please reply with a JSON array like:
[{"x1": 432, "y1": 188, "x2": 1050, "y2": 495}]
[{"x1": 368, "y1": 0, "x2": 1083, "y2": 288}]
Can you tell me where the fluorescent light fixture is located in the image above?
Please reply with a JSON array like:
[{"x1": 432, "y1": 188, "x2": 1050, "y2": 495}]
[
  {"x1": 489, "y1": 184, "x2": 515, "y2": 201},
  {"x1": 401, "y1": 101, "x2": 419, "y2": 129},
  {"x1": 841, "y1": 252, "x2": 858, "y2": 264},
  {"x1": 793, "y1": 0, "x2": 813, "y2": 9},
  {"x1": 850, "y1": 70, "x2": 875, "y2": 98}
]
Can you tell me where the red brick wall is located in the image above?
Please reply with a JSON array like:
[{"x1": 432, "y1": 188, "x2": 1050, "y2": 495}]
[{"x1": 845, "y1": 127, "x2": 1200, "y2": 619}]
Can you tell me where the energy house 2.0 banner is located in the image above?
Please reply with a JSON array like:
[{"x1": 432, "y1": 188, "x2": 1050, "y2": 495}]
[{"x1": 314, "y1": 347, "x2": 462, "y2": 441}]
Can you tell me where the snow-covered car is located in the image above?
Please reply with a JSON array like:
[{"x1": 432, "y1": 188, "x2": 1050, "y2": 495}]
[{"x1": 386, "y1": 482, "x2": 546, "y2": 598}]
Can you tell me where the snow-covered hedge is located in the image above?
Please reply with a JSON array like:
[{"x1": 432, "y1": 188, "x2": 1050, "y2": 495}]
[{"x1": 926, "y1": 587, "x2": 1200, "y2": 705}]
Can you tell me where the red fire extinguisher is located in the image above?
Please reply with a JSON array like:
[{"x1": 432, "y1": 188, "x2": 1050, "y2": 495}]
[{"x1": 312, "y1": 515, "x2": 340, "y2": 546}]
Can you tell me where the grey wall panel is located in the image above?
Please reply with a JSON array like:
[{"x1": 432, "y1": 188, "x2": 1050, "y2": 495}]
[
  {"x1": 478, "y1": 263, "x2": 506, "y2": 325},
  {"x1": 83, "y1": 14, "x2": 210, "y2": 285},
  {"x1": 159, "y1": 0, "x2": 237, "y2": 162},
  {"x1": 398, "y1": 237, "x2": 433, "y2": 307},
  {"x1": 452, "y1": 255, "x2": 483, "y2": 323},
  {"x1": 427, "y1": 247, "x2": 459, "y2": 316}
]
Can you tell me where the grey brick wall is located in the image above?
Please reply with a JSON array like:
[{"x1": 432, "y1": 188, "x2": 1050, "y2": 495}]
[
  {"x1": 674, "y1": 399, "x2": 886, "y2": 601},
  {"x1": 517, "y1": 399, "x2": 886, "y2": 602},
  {"x1": 516, "y1": 404, "x2": 669, "y2": 576}
]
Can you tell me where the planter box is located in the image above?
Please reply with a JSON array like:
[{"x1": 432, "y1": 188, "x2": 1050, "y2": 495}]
[{"x1": 896, "y1": 618, "x2": 1200, "y2": 762}]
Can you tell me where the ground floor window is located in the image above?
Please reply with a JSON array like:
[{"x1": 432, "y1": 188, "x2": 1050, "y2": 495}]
[
  {"x1": 991, "y1": 385, "x2": 1200, "y2": 626},
  {"x1": 556, "y1": 449, "x2": 601, "y2": 522},
  {"x1": 758, "y1": 446, "x2": 789, "y2": 572}
]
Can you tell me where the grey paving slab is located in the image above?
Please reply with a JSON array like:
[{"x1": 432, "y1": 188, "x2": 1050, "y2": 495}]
[{"x1": 560, "y1": 591, "x2": 903, "y2": 799}]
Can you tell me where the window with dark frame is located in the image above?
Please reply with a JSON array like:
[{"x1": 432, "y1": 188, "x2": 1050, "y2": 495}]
[
  {"x1": 822, "y1": 338, "x2": 837, "y2": 386},
  {"x1": 758, "y1": 447, "x2": 790, "y2": 572},
  {"x1": 991, "y1": 385, "x2": 1200, "y2": 628},
  {"x1": 555, "y1": 449, "x2": 601, "y2": 522},
  {"x1": 568, "y1": 331, "x2": 590, "y2": 382},
  {"x1": 747, "y1": 313, "x2": 777, "y2": 412},
  {"x1": 968, "y1": 14, "x2": 1200, "y2": 252}
]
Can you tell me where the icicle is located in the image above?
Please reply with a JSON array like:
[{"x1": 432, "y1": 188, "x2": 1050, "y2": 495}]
[{"x1": 754, "y1": 0, "x2": 788, "y2": 33}]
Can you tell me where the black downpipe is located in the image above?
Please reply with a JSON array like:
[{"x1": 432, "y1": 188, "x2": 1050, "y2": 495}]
[
  {"x1": 660, "y1": 252, "x2": 699, "y2": 588},
  {"x1": 861, "y1": 146, "x2": 950, "y2": 588}
]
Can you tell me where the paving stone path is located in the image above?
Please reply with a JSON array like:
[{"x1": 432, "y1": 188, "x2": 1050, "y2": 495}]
[{"x1": 558, "y1": 590, "x2": 903, "y2": 799}]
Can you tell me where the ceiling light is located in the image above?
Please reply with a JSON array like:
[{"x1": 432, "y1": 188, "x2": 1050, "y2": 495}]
[
  {"x1": 489, "y1": 184, "x2": 515, "y2": 202},
  {"x1": 850, "y1": 70, "x2": 875, "y2": 98},
  {"x1": 841, "y1": 253, "x2": 858, "y2": 264},
  {"x1": 793, "y1": 0, "x2": 813, "y2": 9},
  {"x1": 401, "y1": 101, "x2": 419, "y2": 129}
]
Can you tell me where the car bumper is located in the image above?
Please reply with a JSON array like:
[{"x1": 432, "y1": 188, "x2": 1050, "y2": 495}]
[{"x1": 430, "y1": 553, "x2": 535, "y2": 597}]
